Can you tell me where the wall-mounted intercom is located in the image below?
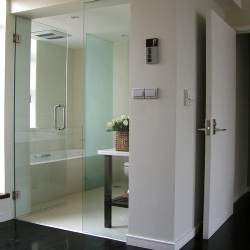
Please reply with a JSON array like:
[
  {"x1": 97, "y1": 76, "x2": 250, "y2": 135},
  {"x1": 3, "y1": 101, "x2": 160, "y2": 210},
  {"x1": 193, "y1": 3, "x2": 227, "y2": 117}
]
[{"x1": 146, "y1": 38, "x2": 158, "y2": 64}]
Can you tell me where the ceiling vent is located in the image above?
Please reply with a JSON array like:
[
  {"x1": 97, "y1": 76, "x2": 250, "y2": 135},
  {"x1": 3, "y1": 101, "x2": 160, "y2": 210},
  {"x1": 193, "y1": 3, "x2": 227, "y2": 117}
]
[{"x1": 32, "y1": 30, "x2": 68, "y2": 40}]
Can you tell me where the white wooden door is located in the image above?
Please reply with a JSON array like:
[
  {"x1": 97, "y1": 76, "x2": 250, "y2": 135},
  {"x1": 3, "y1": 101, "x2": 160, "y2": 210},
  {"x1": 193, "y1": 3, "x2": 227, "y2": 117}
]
[{"x1": 203, "y1": 10, "x2": 236, "y2": 239}]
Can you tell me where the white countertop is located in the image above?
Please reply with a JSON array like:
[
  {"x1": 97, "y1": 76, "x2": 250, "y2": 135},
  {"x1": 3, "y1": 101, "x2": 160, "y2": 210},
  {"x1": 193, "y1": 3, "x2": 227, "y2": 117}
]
[{"x1": 98, "y1": 149, "x2": 129, "y2": 157}]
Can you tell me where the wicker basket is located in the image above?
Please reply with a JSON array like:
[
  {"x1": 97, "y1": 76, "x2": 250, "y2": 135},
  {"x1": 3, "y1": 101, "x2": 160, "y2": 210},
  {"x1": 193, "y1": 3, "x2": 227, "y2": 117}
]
[{"x1": 115, "y1": 131, "x2": 129, "y2": 151}]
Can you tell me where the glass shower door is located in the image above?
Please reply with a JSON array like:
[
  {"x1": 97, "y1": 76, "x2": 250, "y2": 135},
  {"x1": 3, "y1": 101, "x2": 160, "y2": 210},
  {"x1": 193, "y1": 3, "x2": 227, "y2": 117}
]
[
  {"x1": 82, "y1": 0, "x2": 130, "y2": 240},
  {"x1": 84, "y1": 33, "x2": 113, "y2": 191},
  {"x1": 14, "y1": 17, "x2": 68, "y2": 217}
]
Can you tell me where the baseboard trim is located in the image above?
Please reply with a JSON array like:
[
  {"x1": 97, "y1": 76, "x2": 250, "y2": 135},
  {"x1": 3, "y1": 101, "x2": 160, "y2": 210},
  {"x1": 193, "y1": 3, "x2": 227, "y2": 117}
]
[
  {"x1": 126, "y1": 223, "x2": 202, "y2": 250},
  {"x1": 174, "y1": 223, "x2": 202, "y2": 250},
  {"x1": 234, "y1": 187, "x2": 249, "y2": 203},
  {"x1": 127, "y1": 188, "x2": 250, "y2": 250},
  {"x1": 0, "y1": 212, "x2": 13, "y2": 222},
  {"x1": 126, "y1": 234, "x2": 175, "y2": 250}
]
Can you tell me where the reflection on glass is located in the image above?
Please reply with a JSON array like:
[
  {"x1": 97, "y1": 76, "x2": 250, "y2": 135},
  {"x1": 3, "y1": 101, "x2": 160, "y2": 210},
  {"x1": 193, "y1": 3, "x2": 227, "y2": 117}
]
[
  {"x1": 30, "y1": 39, "x2": 37, "y2": 128},
  {"x1": 14, "y1": 18, "x2": 68, "y2": 217},
  {"x1": 29, "y1": 22, "x2": 68, "y2": 212}
]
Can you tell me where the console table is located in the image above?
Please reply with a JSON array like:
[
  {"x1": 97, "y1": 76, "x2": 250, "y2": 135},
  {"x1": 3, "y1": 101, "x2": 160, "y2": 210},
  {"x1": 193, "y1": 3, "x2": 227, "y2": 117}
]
[{"x1": 98, "y1": 149, "x2": 129, "y2": 228}]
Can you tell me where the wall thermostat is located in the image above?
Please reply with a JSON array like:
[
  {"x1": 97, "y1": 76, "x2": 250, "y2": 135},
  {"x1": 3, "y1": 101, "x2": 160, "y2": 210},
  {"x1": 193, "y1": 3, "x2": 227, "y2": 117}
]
[{"x1": 146, "y1": 38, "x2": 158, "y2": 64}]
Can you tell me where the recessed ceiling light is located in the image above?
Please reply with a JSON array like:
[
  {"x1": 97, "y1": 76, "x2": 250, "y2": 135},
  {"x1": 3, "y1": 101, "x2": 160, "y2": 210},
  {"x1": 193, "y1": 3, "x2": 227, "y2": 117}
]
[{"x1": 70, "y1": 16, "x2": 80, "y2": 20}]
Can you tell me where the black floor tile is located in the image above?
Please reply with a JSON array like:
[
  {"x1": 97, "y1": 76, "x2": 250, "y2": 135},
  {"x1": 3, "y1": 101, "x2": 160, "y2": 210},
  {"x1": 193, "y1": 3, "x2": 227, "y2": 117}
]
[
  {"x1": 1, "y1": 193, "x2": 250, "y2": 250},
  {"x1": 0, "y1": 220, "x2": 147, "y2": 250},
  {"x1": 181, "y1": 192, "x2": 250, "y2": 250}
]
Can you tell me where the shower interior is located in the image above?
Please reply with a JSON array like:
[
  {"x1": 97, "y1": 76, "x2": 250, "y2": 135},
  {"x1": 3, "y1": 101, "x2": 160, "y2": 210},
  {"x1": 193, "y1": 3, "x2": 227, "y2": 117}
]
[{"x1": 14, "y1": 0, "x2": 130, "y2": 242}]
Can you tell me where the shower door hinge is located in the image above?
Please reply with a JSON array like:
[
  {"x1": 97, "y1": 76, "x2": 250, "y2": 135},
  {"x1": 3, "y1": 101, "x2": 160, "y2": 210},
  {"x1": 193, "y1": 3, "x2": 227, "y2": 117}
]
[
  {"x1": 12, "y1": 191, "x2": 20, "y2": 200},
  {"x1": 13, "y1": 34, "x2": 21, "y2": 43}
]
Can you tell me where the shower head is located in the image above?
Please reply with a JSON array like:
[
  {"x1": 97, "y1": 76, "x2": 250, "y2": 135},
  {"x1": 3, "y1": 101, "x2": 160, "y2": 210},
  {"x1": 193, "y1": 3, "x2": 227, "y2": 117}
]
[{"x1": 32, "y1": 30, "x2": 68, "y2": 40}]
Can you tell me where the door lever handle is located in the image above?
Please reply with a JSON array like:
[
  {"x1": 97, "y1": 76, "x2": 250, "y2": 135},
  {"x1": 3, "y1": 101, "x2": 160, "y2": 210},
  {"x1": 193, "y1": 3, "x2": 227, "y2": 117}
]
[
  {"x1": 197, "y1": 120, "x2": 211, "y2": 136},
  {"x1": 198, "y1": 128, "x2": 206, "y2": 131},
  {"x1": 213, "y1": 119, "x2": 226, "y2": 134},
  {"x1": 214, "y1": 128, "x2": 226, "y2": 132}
]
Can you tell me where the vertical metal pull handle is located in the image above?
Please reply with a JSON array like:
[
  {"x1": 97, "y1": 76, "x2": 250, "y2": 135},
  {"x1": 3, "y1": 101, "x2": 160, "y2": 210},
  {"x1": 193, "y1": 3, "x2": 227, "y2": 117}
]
[{"x1": 54, "y1": 104, "x2": 66, "y2": 130}]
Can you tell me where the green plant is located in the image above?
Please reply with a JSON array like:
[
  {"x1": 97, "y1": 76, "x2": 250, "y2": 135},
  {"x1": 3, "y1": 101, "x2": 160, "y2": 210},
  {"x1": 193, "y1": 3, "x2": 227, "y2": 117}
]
[{"x1": 106, "y1": 115, "x2": 129, "y2": 132}]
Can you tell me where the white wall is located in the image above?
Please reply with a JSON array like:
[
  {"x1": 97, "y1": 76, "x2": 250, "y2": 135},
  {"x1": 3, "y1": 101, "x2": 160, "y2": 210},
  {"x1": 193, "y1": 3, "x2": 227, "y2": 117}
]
[
  {"x1": 175, "y1": 0, "x2": 207, "y2": 242},
  {"x1": 11, "y1": 0, "x2": 78, "y2": 12},
  {"x1": 128, "y1": 0, "x2": 177, "y2": 247},
  {"x1": 128, "y1": 0, "x2": 225, "y2": 249},
  {"x1": 10, "y1": 0, "x2": 83, "y2": 19},
  {"x1": 225, "y1": 0, "x2": 250, "y2": 29}
]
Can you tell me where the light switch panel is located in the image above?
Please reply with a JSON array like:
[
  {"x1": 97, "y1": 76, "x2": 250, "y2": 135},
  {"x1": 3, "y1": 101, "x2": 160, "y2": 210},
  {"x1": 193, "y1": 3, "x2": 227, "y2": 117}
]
[
  {"x1": 145, "y1": 88, "x2": 158, "y2": 99},
  {"x1": 132, "y1": 88, "x2": 145, "y2": 99},
  {"x1": 184, "y1": 89, "x2": 195, "y2": 106}
]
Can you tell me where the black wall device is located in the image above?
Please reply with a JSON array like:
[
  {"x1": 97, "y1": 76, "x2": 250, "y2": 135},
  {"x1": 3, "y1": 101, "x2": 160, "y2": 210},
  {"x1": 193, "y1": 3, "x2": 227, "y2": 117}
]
[{"x1": 146, "y1": 38, "x2": 158, "y2": 64}]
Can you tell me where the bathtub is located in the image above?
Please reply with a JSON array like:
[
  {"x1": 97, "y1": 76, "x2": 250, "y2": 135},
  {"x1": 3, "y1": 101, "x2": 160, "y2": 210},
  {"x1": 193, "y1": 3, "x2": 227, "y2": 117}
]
[{"x1": 30, "y1": 149, "x2": 83, "y2": 212}]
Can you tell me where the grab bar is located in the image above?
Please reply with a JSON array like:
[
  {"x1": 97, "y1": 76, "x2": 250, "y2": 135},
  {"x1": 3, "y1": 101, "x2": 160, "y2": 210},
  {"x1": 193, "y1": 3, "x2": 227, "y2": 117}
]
[
  {"x1": 54, "y1": 104, "x2": 66, "y2": 130},
  {"x1": 35, "y1": 153, "x2": 51, "y2": 159}
]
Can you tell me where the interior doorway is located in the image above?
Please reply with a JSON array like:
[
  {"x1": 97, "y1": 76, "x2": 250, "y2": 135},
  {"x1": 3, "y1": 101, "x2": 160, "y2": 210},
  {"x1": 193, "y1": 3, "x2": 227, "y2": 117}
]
[
  {"x1": 201, "y1": 31, "x2": 250, "y2": 239},
  {"x1": 234, "y1": 33, "x2": 250, "y2": 200}
]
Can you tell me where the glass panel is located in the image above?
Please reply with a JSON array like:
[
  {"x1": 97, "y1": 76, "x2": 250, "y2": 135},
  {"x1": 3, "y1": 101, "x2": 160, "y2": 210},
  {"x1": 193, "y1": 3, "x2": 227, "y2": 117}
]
[
  {"x1": 14, "y1": 17, "x2": 68, "y2": 217},
  {"x1": 83, "y1": 0, "x2": 130, "y2": 241},
  {"x1": 84, "y1": 34, "x2": 113, "y2": 190},
  {"x1": 14, "y1": 17, "x2": 32, "y2": 216}
]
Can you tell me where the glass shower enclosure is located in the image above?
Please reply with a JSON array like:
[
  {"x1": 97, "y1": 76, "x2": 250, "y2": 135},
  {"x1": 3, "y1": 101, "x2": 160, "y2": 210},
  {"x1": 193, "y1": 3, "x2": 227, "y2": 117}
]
[
  {"x1": 13, "y1": 0, "x2": 130, "y2": 240},
  {"x1": 14, "y1": 17, "x2": 68, "y2": 217}
]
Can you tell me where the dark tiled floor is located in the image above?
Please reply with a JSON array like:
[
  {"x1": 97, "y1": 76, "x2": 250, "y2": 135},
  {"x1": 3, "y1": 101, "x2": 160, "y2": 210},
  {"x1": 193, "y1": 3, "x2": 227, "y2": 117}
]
[
  {"x1": 1, "y1": 193, "x2": 250, "y2": 250},
  {"x1": 181, "y1": 192, "x2": 250, "y2": 250},
  {"x1": 0, "y1": 220, "x2": 146, "y2": 250}
]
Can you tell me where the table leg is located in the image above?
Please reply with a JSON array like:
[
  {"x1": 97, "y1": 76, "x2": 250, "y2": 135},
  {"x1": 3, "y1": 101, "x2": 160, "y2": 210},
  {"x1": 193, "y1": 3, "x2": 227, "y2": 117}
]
[{"x1": 104, "y1": 155, "x2": 112, "y2": 228}]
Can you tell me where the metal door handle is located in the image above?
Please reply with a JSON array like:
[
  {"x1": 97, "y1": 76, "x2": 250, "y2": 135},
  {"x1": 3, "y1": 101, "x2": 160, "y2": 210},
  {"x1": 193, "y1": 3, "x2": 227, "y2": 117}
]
[
  {"x1": 214, "y1": 128, "x2": 227, "y2": 132},
  {"x1": 54, "y1": 104, "x2": 66, "y2": 130},
  {"x1": 198, "y1": 119, "x2": 227, "y2": 135},
  {"x1": 198, "y1": 128, "x2": 206, "y2": 132},
  {"x1": 213, "y1": 119, "x2": 226, "y2": 134},
  {"x1": 198, "y1": 120, "x2": 211, "y2": 136}
]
